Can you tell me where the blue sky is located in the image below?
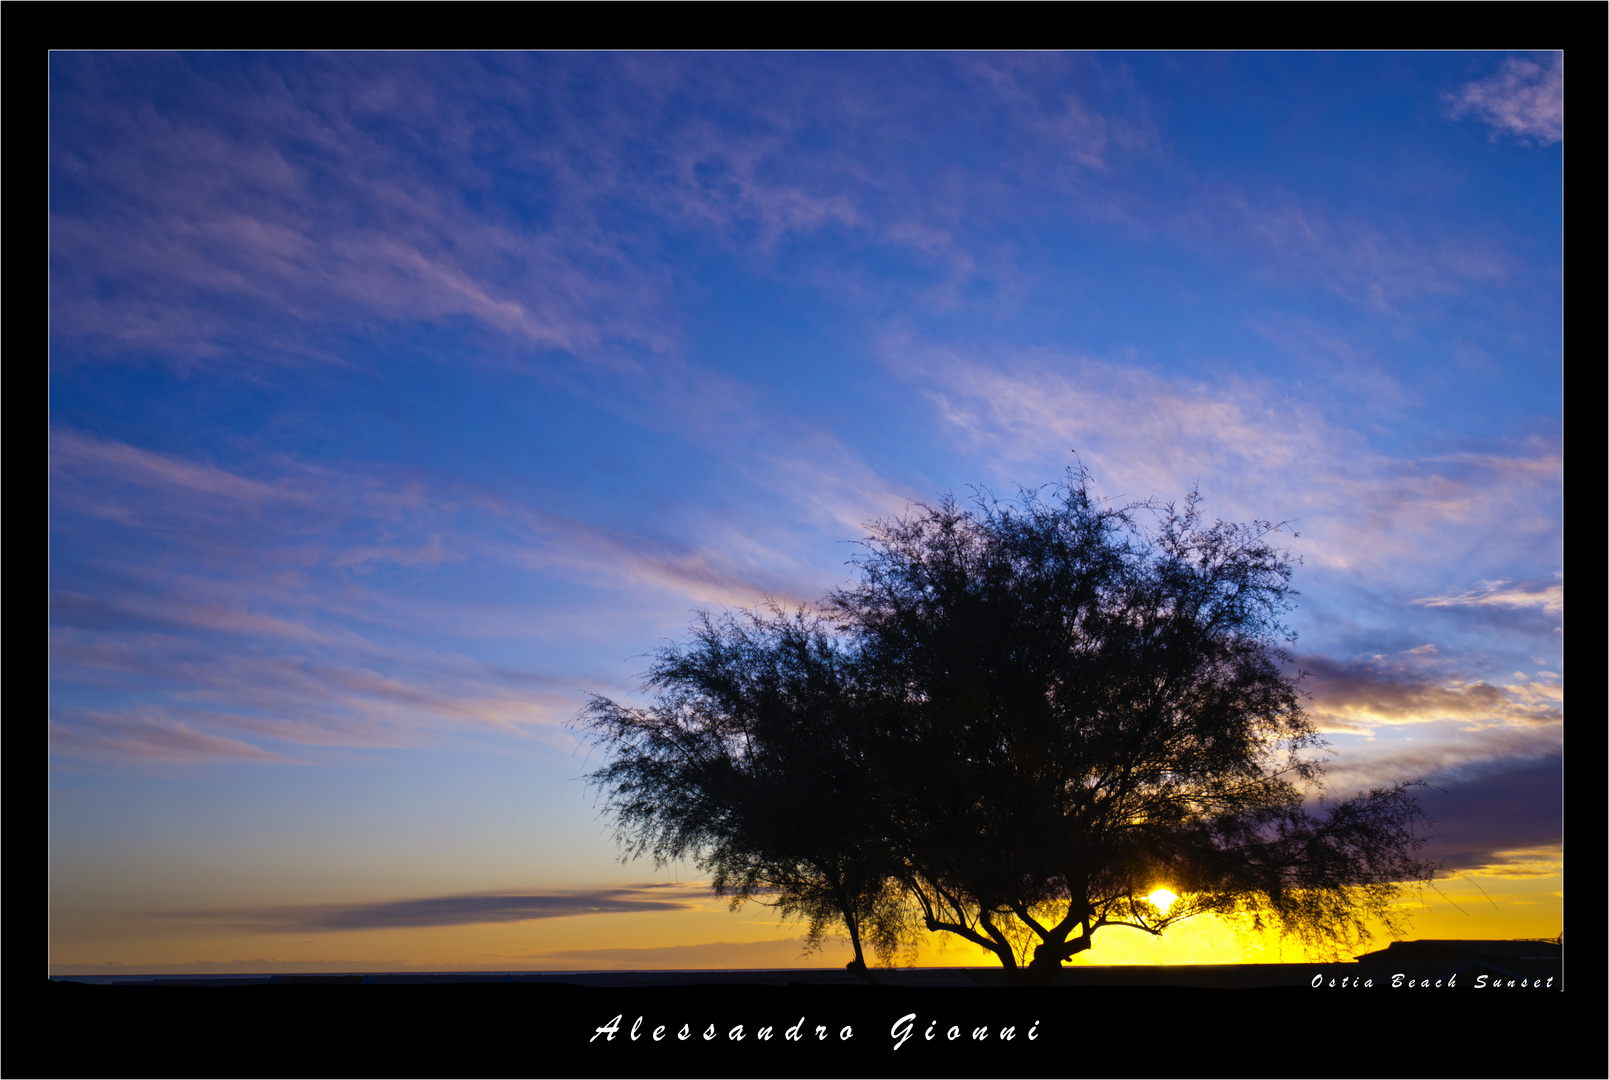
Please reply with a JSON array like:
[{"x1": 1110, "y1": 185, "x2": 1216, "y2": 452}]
[{"x1": 49, "y1": 52, "x2": 1563, "y2": 973}]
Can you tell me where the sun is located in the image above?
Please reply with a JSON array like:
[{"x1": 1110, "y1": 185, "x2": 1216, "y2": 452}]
[{"x1": 1147, "y1": 888, "x2": 1178, "y2": 913}]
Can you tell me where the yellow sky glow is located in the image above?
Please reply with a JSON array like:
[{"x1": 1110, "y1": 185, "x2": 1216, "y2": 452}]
[{"x1": 49, "y1": 866, "x2": 1561, "y2": 976}]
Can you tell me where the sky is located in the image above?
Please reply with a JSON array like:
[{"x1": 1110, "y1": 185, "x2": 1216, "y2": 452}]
[{"x1": 48, "y1": 52, "x2": 1564, "y2": 975}]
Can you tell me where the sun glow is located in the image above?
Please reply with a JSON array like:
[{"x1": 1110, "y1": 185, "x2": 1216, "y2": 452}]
[{"x1": 1147, "y1": 888, "x2": 1178, "y2": 913}]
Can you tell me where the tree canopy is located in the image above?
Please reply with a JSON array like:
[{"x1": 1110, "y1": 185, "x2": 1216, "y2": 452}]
[{"x1": 577, "y1": 470, "x2": 1434, "y2": 980}]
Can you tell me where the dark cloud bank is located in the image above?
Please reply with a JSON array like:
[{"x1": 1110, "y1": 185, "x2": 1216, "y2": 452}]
[{"x1": 160, "y1": 884, "x2": 703, "y2": 933}]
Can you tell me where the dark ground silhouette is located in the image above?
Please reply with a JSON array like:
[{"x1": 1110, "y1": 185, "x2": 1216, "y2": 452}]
[{"x1": 47, "y1": 944, "x2": 1567, "y2": 1080}]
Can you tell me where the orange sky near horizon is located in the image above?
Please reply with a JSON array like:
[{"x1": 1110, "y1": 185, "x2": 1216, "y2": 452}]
[{"x1": 49, "y1": 857, "x2": 1560, "y2": 977}]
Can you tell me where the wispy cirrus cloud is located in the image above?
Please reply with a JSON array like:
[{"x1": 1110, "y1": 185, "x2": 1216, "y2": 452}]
[
  {"x1": 49, "y1": 56, "x2": 676, "y2": 369},
  {"x1": 1209, "y1": 189, "x2": 1508, "y2": 310},
  {"x1": 50, "y1": 430, "x2": 303, "y2": 505},
  {"x1": 1444, "y1": 54, "x2": 1563, "y2": 146},
  {"x1": 53, "y1": 53, "x2": 892, "y2": 370},
  {"x1": 51, "y1": 408, "x2": 918, "y2": 618},
  {"x1": 1411, "y1": 576, "x2": 1562, "y2": 617},
  {"x1": 51, "y1": 51, "x2": 1533, "y2": 395},
  {"x1": 958, "y1": 52, "x2": 1160, "y2": 173},
  {"x1": 48, "y1": 425, "x2": 912, "y2": 766},
  {"x1": 53, "y1": 422, "x2": 807, "y2": 596},
  {"x1": 47, "y1": 627, "x2": 579, "y2": 758},
  {"x1": 49, "y1": 431, "x2": 587, "y2": 762},
  {"x1": 48, "y1": 710, "x2": 307, "y2": 765},
  {"x1": 468, "y1": 495, "x2": 816, "y2": 613},
  {"x1": 908, "y1": 348, "x2": 1560, "y2": 581}
]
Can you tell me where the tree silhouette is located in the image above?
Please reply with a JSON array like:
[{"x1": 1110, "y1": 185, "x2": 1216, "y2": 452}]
[{"x1": 579, "y1": 469, "x2": 1434, "y2": 980}]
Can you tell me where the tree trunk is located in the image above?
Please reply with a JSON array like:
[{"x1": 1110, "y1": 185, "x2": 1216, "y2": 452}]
[
  {"x1": 1022, "y1": 907, "x2": 1093, "y2": 986},
  {"x1": 835, "y1": 883, "x2": 869, "y2": 973}
]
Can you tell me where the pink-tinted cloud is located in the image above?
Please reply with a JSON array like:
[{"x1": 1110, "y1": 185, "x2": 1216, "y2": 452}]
[
  {"x1": 1412, "y1": 576, "x2": 1562, "y2": 617},
  {"x1": 51, "y1": 428, "x2": 907, "y2": 765},
  {"x1": 909, "y1": 349, "x2": 1561, "y2": 581},
  {"x1": 1211, "y1": 189, "x2": 1508, "y2": 309},
  {"x1": 48, "y1": 710, "x2": 305, "y2": 765},
  {"x1": 47, "y1": 54, "x2": 1181, "y2": 376},
  {"x1": 49, "y1": 621, "x2": 579, "y2": 753},
  {"x1": 49, "y1": 58, "x2": 675, "y2": 369},
  {"x1": 50, "y1": 430, "x2": 301, "y2": 506},
  {"x1": 333, "y1": 535, "x2": 465, "y2": 571},
  {"x1": 50, "y1": 590, "x2": 341, "y2": 647},
  {"x1": 959, "y1": 52, "x2": 1160, "y2": 173},
  {"x1": 1445, "y1": 54, "x2": 1563, "y2": 146},
  {"x1": 1300, "y1": 653, "x2": 1563, "y2": 735}
]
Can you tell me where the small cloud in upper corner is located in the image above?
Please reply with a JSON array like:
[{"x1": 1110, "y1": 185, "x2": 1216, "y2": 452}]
[{"x1": 1443, "y1": 54, "x2": 1563, "y2": 146}]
